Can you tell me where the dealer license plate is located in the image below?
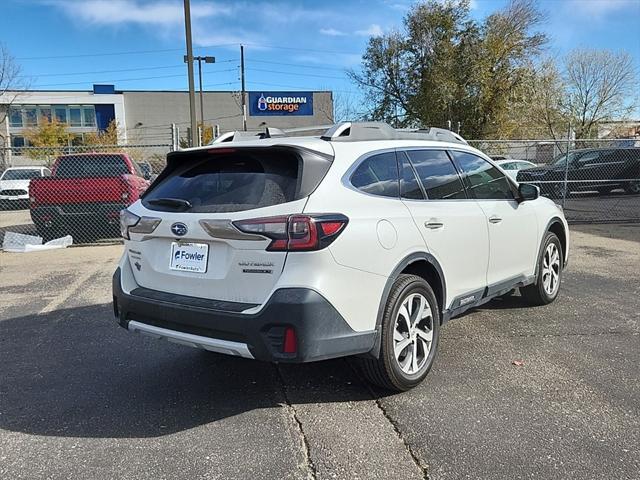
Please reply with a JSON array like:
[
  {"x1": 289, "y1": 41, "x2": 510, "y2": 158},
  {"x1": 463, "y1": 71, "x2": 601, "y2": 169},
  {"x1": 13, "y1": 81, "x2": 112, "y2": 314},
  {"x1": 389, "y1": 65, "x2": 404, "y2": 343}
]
[{"x1": 169, "y1": 242, "x2": 209, "y2": 273}]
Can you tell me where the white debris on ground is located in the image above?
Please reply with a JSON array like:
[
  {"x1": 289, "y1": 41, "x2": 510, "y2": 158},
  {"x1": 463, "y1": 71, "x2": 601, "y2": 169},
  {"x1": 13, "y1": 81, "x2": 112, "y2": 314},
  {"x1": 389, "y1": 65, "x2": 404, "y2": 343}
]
[{"x1": 2, "y1": 231, "x2": 73, "y2": 253}]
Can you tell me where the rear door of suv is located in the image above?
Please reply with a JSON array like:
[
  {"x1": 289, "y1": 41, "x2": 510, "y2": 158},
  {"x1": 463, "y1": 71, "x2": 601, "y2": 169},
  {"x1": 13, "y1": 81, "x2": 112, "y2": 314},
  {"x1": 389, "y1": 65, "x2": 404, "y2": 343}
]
[
  {"x1": 127, "y1": 145, "x2": 332, "y2": 306},
  {"x1": 398, "y1": 148, "x2": 490, "y2": 305}
]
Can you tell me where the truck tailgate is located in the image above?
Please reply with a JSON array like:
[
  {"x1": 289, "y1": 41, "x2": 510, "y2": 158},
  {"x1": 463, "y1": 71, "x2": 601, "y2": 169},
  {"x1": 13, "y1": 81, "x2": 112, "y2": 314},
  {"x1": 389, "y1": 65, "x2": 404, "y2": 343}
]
[{"x1": 30, "y1": 176, "x2": 129, "y2": 206}]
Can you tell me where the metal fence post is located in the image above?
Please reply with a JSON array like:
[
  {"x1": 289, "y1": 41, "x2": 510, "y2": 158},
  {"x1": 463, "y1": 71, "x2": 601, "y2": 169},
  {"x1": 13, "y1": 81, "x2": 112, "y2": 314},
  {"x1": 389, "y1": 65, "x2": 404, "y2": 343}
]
[{"x1": 563, "y1": 123, "x2": 571, "y2": 208}]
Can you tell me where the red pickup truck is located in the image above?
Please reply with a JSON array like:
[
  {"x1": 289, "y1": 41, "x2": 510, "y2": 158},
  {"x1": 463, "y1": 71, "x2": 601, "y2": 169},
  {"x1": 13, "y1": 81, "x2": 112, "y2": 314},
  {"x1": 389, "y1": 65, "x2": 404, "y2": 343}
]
[{"x1": 30, "y1": 153, "x2": 150, "y2": 240}]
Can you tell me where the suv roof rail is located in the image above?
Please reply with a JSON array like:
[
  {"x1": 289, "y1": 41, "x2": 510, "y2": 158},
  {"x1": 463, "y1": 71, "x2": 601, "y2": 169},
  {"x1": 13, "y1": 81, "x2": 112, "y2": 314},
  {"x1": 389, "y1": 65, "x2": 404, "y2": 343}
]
[
  {"x1": 210, "y1": 126, "x2": 287, "y2": 144},
  {"x1": 320, "y1": 122, "x2": 467, "y2": 145},
  {"x1": 210, "y1": 121, "x2": 467, "y2": 145}
]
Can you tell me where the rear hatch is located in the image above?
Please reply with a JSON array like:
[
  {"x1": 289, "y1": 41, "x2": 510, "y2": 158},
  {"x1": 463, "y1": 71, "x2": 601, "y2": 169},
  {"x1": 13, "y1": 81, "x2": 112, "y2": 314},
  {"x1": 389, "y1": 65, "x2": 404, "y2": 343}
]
[{"x1": 126, "y1": 144, "x2": 333, "y2": 306}]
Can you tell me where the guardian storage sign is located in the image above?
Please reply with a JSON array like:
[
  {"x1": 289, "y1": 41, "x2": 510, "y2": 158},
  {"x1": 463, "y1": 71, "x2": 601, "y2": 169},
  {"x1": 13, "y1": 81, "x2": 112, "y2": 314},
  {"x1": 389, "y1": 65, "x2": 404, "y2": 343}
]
[{"x1": 249, "y1": 92, "x2": 314, "y2": 116}]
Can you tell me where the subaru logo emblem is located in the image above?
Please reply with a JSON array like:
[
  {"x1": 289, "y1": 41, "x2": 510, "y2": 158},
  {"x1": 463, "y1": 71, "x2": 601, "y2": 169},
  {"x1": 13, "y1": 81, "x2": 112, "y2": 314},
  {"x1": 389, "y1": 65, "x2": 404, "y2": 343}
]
[{"x1": 171, "y1": 222, "x2": 188, "y2": 236}]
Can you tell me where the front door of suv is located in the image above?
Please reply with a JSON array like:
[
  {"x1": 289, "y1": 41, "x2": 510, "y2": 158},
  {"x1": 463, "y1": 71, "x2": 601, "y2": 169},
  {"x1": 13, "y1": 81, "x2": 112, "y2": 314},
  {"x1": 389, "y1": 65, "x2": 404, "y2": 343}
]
[
  {"x1": 449, "y1": 150, "x2": 538, "y2": 289},
  {"x1": 398, "y1": 149, "x2": 490, "y2": 306}
]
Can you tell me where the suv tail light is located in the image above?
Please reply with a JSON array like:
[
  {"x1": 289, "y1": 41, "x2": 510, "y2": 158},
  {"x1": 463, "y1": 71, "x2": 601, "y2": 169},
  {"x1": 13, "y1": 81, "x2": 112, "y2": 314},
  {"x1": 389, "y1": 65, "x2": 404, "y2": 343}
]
[{"x1": 233, "y1": 214, "x2": 348, "y2": 251}]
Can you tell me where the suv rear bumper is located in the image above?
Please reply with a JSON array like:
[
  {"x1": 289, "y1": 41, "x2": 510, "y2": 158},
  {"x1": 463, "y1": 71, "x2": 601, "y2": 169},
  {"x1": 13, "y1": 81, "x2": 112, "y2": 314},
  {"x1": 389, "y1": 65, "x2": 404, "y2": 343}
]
[{"x1": 112, "y1": 268, "x2": 376, "y2": 363}]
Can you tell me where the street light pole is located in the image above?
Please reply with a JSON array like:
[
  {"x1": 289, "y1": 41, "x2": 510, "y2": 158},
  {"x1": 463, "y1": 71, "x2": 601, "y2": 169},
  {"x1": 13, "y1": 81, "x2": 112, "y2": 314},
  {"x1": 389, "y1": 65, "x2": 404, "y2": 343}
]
[
  {"x1": 185, "y1": 55, "x2": 215, "y2": 145},
  {"x1": 183, "y1": 0, "x2": 198, "y2": 148}
]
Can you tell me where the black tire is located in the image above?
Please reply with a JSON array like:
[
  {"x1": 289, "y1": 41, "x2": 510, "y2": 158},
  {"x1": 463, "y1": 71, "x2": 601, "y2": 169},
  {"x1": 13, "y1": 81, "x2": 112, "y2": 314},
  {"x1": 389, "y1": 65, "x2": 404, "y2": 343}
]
[
  {"x1": 624, "y1": 180, "x2": 640, "y2": 195},
  {"x1": 358, "y1": 274, "x2": 440, "y2": 392},
  {"x1": 521, "y1": 232, "x2": 563, "y2": 306}
]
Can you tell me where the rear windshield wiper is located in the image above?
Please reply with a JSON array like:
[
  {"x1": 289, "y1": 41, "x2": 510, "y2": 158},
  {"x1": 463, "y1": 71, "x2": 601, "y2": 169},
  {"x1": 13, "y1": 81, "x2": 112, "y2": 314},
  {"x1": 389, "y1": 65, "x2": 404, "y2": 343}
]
[{"x1": 146, "y1": 197, "x2": 193, "y2": 210}]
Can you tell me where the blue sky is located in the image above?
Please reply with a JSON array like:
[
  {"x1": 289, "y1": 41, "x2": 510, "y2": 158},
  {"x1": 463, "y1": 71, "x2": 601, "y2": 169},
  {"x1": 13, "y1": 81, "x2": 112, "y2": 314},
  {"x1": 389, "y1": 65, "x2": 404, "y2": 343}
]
[{"x1": 1, "y1": 0, "x2": 639, "y2": 98}]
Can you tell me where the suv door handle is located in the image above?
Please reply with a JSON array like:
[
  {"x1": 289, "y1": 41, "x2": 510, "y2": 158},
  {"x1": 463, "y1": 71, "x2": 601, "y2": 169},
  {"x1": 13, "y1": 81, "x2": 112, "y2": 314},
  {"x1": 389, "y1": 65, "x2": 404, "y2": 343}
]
[
  {"x1": 424, "y1": 220, "x2": 444, "y2": 230},
  {"x1": 489, "y1": 216, "x2": 502, "y2": 224}
]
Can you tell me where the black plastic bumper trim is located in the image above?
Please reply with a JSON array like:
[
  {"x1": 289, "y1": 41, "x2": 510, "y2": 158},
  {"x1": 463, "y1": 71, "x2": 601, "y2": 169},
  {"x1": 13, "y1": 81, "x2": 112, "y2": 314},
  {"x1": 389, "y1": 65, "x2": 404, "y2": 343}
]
[{"x1": 112, "y1": 268, "x2": 376, "y2": 363}]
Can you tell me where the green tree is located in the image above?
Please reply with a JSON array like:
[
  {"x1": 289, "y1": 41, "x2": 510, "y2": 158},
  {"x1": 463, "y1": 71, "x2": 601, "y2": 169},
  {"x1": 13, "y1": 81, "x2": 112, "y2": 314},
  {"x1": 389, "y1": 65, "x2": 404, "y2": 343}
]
[
  {"x1": 23, "y1": 118, "x2": 72, "y2": 163},
  {"x1": 350, "y1": 0, "x2": 548, "y2": 138}
]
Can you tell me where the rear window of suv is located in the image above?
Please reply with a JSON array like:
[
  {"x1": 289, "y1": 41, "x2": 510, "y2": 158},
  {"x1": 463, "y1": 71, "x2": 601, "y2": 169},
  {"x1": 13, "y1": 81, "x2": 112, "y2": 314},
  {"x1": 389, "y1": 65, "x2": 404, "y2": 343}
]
[{"x1": 143, "y1": 148, "x2": 301, "y2": 213}]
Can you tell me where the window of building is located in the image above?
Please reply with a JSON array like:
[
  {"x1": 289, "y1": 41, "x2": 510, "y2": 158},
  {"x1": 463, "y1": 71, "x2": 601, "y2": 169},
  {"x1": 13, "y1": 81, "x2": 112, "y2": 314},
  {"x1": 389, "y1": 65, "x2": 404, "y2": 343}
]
[
  {"x1": 351, "y1": 152, "x2": 399, "y2": 198},
  {"x1": 406, "y1": 149, "x2": 466, "y2": 200},
  {"x1": 9, "y1": 107, "x2": 23, "y2": 127},
  {"x1": 450, "y1": 150, "x2": 516, "y2": 200},
  {"x1": 82, "y1": 107, "x2": 96, "y2": 127},
  {"x1": 24, "y1": 108, "x2": 37, "y2": 126},
  {"x1": 10, "y1": 135, "x2": 26, "y2": 155},
  {"x1": 69, "y1": 107, "x2": 82, "y2": 127},
  {"x1": 39, "y1": 107, "x2": 52, "y2": 124},
  {"x1": 54, "y1": 107, "x2": 68, "y2": 124}
]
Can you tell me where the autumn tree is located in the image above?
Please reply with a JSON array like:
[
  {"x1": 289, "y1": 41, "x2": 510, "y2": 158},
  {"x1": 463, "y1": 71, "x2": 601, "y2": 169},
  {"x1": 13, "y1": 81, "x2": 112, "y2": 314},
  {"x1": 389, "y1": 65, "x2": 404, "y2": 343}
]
[
  {"x1": 83, "y1": 119, "x2": 121, "y2": 147},
  {"x1": 23, "y1": 119, "x2": 72, "y2": 163},
  {"x1": 351, "y1": 0, "x2": 548, "y2": 138}
]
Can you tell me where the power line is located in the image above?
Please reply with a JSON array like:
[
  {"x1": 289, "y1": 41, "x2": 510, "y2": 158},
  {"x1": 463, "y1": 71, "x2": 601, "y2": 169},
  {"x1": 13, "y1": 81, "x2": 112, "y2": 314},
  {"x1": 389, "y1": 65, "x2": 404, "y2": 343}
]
[
  {"x1": 31, "y1": 69, "x2": 238, "y2": 88},
  {"x1": 241, "y1": 42, "x2": 361, "y2": 56},
  {"x1": 16, "y1": 45, "x2": 239, "y2": 61},
  {"x1": 19, "y1": 60, "x2": 238, "y2": 79},
  {"x1": 248, "y1": 68, "x2": 348, "y2": 80},
  {"x1": 245, "y1": 81, "x2": 360, "y2": 95},
  {"x1": 247, "y1": 59, "x2": 349, "y2": 72}
]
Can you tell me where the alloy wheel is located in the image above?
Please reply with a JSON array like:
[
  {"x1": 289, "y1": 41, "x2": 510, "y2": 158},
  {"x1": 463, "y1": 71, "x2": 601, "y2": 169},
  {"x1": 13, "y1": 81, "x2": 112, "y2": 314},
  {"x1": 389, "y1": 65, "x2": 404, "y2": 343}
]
[
  {"x1": 393, "y1": 293, "x2": 434, "y2": 375},
  {"x1": 542, "y1": 243, "x2": 560, "y2": 296}
]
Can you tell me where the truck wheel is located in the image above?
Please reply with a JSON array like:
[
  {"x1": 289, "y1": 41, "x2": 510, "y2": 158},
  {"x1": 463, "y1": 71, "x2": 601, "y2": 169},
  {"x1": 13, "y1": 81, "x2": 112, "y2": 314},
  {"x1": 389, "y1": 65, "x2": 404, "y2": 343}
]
[
  {"x1": 624, "y1": 180, "x2": 640, "y2": 195},
  {"x1": 521, "y1": 232, "x2": 563, "y2": 306},
  {"x1": 358, "y1": 274, "x2": 440, "y2": 392}
]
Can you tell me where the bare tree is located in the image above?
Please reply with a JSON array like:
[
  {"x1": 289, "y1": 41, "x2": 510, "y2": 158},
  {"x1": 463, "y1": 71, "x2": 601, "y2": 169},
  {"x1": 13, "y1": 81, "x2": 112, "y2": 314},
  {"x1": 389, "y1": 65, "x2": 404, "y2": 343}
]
[
  {"x1": 564, "y1": 49, "x2": 638, "y2": 139},
  {"x1": 316, "y1": 89, "x2": 363, "y2": 123},
  {"x1": 0, "y1": 44, "x2": 26, "y2": 148}
]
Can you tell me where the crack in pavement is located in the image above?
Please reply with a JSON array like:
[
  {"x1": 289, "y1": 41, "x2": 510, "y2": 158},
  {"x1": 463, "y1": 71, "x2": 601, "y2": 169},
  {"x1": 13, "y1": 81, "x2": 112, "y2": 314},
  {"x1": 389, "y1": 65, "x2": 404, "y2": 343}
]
[
  {"x1": 347, "y1": 360, "x2": 431, "y2": 480},
  {"x1": 275, "y1": 364, "x2": 317, "y2": 480}
]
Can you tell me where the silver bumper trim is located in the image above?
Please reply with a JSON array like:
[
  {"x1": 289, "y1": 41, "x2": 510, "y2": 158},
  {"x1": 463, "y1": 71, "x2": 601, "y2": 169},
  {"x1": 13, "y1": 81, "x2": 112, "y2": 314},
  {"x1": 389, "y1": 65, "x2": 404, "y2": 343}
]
[{"x1": 127, "y1": 320, "x2": 254, "y2": 359}]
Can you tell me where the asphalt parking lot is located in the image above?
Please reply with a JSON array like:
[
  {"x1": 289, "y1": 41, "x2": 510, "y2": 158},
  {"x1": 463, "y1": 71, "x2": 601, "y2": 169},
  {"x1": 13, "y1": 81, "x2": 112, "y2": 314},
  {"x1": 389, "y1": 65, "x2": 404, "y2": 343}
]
[{"x1": 1, "y1": 224, "x2": 639, "y2": 479}]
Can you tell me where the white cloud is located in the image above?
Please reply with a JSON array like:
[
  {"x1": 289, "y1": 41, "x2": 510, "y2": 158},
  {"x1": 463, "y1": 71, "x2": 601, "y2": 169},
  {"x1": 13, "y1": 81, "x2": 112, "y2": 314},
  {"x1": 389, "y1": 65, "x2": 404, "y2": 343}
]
[
  {"x1": 47, "y1": 0, "x2": 231, "y2": 26},
  {"x1": 566, "y1": 0, "x2": 636, "y2": 17},
  {"x1": 320, "y1": 28, "x2": 347, "y2": 37},
  {"x1": 355, "y1": 24, "x2": 384, "y2": 37}
]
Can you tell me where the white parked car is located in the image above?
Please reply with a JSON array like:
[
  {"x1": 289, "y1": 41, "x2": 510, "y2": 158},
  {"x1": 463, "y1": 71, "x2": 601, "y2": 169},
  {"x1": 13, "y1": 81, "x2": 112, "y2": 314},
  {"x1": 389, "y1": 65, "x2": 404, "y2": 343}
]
[
  {"x1": 494, "y1": 159, "x2": 537, "y2": 180},
  {"x1": 113, "y1": 122, "x2": 569, "y2": 391},
  {"x1": 0, "y1": 166, "x2": 50, "y2": 209}
]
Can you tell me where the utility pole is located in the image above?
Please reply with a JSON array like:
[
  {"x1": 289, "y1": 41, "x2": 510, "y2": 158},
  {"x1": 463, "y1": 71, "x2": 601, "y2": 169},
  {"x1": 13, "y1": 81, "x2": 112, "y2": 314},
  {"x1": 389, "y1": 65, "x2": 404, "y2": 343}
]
[
  {"x1": 183, "y1": 0, "x2": 198, "y2": 147},
  {"x1": 185, "y1": 55, "x2": 215, "y2": 144},
  {"x1": 240, "y1": 45, "x2": 247, "y2": 131}
]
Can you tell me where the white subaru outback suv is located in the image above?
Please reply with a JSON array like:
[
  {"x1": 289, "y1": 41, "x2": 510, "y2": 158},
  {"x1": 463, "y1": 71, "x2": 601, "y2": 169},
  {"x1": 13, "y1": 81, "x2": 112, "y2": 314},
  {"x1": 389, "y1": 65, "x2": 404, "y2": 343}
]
[{"x1": 113, "y1": 122, "x2": 568, "y2": 391}]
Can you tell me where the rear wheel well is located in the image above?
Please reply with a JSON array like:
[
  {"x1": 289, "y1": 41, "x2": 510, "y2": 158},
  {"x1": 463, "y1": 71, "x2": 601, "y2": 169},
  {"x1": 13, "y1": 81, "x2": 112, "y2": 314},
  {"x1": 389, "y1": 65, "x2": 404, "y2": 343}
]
[
  {"x1": 548, "y1": 221, "x2": 566, "y2": 263},
  {"x1": 401, "y1": 260, "x2": 444, "y2": 317}
]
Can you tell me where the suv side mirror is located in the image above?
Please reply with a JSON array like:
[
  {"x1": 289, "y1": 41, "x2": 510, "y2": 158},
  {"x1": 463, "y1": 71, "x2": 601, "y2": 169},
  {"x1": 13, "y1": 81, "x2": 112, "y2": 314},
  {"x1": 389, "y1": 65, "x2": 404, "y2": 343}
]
[{"x1": 518, "y1": 183, "x2": 539, "y2": 202}]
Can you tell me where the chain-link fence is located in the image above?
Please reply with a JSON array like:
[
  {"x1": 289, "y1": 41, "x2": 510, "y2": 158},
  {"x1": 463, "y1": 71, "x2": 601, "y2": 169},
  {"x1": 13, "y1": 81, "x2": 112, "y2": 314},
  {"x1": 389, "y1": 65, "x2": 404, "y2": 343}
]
[
  {"x1": 0, "y1": 144, "x2": 171, "y2": 248},
  {"x1": 1, "y1": 138, "x2": 639, "y2": 248},
  {"x1": 467, "y1": 138, "x2": 640, "y2": 223}
]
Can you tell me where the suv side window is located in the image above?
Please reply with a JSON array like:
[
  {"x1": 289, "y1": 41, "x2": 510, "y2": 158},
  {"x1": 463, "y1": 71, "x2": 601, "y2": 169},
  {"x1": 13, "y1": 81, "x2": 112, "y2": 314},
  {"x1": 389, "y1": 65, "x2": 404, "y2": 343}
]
[
  {"x1": 400, "y1": 153, "x2": 425, "y2": 200},
  {"x1": 450, "y1": 150, "x2": 516, "y2": 200},
  {"x1": 351, "y1": 151, "x2": 399, "y2": 197},
  {"x1": 405, "y1": 149, "x2": 466, "y2": 200}
]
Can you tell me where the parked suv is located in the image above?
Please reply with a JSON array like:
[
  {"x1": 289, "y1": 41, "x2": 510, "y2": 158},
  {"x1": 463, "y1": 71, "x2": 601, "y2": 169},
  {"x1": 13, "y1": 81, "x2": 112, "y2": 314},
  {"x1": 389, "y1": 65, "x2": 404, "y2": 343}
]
[
  {"x1": 112, "y1": 122, "x2": 569, "y2": 391},
  {"x1": 516, "y1": 147, "x2": 640, "y2": 197}
]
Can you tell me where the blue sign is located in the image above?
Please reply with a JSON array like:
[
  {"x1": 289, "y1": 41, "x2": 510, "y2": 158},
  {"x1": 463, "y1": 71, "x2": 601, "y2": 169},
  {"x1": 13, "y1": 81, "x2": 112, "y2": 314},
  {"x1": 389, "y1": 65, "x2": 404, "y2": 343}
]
[{"x1": 249, "y1": 92, "x2": 314, "y2": 116}]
